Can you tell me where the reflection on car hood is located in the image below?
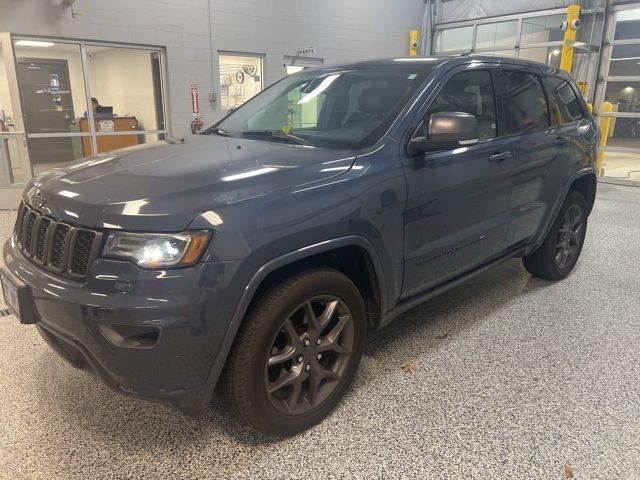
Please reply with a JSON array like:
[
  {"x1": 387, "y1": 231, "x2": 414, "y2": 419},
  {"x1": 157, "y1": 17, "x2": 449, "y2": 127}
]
[{"x1": 24, "y1": 135, "x2": 357, "y2": 231}]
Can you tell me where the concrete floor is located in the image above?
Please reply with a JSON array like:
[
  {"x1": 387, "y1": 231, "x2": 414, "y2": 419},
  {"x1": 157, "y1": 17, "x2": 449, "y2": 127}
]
[
  {"x1": 0, "y1": 183, "x2": 639, "y2": 480},
  {"x1": 602, "y1": 150, "x2": 640, "y2": 182}
]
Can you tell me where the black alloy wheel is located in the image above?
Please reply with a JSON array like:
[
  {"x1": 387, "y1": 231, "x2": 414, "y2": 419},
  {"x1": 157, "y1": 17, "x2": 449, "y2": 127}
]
[
  {"x1": 523, "y1": 190, "x2": 588, "y2": 281},
  {"x1": 555, "y1": 204, "x2": 584, "y2": 270},
  {"x1": 220, "y1": 268, "x2": 366, "y2": 437},
  {"x1": 265, "y1": 295, "x2": 354, "y2": 415}
]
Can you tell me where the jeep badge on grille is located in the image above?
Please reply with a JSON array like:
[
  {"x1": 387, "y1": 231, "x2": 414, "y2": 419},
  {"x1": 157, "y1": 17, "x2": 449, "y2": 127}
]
[{"x1": 30, "y1": 192, "x2": 46, "y2": 209}]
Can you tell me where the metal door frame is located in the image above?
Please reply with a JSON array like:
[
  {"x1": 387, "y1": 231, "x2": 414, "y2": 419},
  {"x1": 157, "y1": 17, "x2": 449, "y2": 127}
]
[{"x1": 0, "y1": 34, "x2": 171, "y2": 198}]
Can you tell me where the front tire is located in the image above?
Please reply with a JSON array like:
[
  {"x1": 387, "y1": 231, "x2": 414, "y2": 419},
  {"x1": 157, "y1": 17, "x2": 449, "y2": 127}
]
[
  {"x1": 523, "y1": 190, "x2": 588, "y2": 280},
  {"x1": 219, "y1": 268, "x2": 366, "y2": 437}
]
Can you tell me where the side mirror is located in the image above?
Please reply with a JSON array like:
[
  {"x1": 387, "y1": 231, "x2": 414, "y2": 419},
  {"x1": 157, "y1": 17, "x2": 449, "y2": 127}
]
[{"x1": 407, "y1": 111, "x2": 480, "y2": 156}]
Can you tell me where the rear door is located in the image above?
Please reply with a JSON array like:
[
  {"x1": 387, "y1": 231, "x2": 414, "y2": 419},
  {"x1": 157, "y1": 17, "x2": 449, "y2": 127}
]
[
  {"x1": 542, "y1": 75, "x2": 596, "y2": 171},
  {"x1": 492, "y1": 68, "x2": 575, "y2": 246},
  {"x1": 401, "y1": 67, "x2": 515, "y2": 298}
]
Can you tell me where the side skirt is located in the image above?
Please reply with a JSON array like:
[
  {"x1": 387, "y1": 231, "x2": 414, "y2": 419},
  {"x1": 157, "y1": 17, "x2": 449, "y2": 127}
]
[{"x1": 378, "y1": 244, "x2": 528, "y2": 329}]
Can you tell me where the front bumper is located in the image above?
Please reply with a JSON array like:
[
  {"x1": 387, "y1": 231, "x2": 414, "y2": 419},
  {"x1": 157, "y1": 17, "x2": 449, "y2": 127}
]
[{"x1": 2, "y1": 237, "x2": 244, "y2": 416}]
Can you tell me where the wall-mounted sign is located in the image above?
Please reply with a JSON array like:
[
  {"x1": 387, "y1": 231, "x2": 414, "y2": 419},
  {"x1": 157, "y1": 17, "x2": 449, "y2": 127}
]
[
  {"x1": 297, "y1": 47, "x2": 316, "y2": 56},
  {"x1": 191, "y1": 83, "x2": 199, "y2": 115}
]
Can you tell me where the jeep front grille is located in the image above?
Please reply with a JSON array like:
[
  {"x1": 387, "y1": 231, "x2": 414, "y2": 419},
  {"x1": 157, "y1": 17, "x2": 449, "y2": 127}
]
[{"x1": 14, "y1": 203, "x2": 103, "y2": 280}]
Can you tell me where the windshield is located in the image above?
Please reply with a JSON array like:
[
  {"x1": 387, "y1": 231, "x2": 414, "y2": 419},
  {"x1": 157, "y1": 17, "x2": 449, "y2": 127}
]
[{"x1": 212, "y1": 65, "x2": 432, "y2": 150}]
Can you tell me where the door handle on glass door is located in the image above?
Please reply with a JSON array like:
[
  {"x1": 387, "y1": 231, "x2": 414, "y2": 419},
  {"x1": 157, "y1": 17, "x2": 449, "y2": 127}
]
[{"x1": 488, "y1": 151, "x2": 512, "y2": 162}]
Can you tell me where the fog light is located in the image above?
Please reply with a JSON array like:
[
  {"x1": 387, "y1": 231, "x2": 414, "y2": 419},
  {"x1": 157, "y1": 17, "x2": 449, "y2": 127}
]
[{"x1": 97, "y1": 323, "x2": 161, "y2": 349}]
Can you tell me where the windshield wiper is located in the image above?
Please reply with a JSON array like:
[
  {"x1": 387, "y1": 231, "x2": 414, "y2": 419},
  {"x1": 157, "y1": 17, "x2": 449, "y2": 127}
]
[
  {"x1": 201, "y1": 127, "x2": 233, "y2": 137},
  {"x1": 241, "y1": 130, "x2": 313, "y2": 146}
]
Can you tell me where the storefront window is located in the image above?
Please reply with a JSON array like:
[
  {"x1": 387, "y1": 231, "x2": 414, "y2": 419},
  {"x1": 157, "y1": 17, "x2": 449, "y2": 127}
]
[
  {"x1": 519, "y1": 46, "x2": 562, "y2": 67},
  {"x1": 597, "y1": 6, "x2": 640, "y2": 181},
  {"x1": 604, "y1": 81, "x2": 640, "y2": 115},
  {"x1": 219, "y1": 53, "x2": 263, "y2": 110},
  {"x1": 434, "y1": 26, "x2": 474, "y2": 53},
  {"x1": 520, "y1": 14, "x2": 565, "y2": 45},
  {"x1": 84, "y1": 45, "x2": 164, "y2": 155},
  {"x1": 0, "y1": 41, "x2": 28, "y2": 184},
  {"x1": 13, "y1": 40, "x2": 89, "y2": 174},
  {"x1": 608, "y1": 46, "x2": 640, "y2": 77},
  {"x1": 0, "y1": 37, "x2": 168, "y2": 184},
  {"x1": 480, "y1": 49, "x2": 517, "y2": 58},
  {"x1": 614, "y1": 8, "x2": 640, "y2": 41},
  {"x1": 476, "y1": 21, "x2": 518, "y2": 50}
]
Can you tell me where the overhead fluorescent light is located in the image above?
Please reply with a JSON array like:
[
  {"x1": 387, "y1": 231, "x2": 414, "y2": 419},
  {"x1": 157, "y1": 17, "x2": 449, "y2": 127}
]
[{"x1": 15, "y1": 40, "x2": 54, "y2": 48}]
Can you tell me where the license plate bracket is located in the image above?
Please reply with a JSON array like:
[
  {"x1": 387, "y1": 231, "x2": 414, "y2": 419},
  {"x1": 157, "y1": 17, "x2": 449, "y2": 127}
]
[{"x1": 0, "y1": 269, "x2": 38, "y2": 324}]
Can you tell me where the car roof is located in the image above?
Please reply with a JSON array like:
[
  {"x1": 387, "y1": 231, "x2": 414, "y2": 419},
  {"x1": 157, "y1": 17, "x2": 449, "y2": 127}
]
[{"x1": 317, "y1": 55, "x2": 572, "y2": 80}]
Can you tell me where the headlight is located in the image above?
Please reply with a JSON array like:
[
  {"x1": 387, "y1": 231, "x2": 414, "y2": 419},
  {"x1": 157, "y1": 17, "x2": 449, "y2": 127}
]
[{"x1": 103, "y1": 231, "x2": 211, "y2": 269}]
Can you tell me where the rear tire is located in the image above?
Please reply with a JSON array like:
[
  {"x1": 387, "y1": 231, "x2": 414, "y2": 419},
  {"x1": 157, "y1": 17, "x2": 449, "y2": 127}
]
[
  {"x1": 523, "y1": 191, "x2": 588, "y2": 281},
  {"x1": 219, "y1": 267, "x2": 366, "y2": 437}
]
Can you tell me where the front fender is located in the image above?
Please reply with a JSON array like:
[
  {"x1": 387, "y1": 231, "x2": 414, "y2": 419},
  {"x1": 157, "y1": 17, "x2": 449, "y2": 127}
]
[{"x1": 193, "y1": 235, "x2": 386, "y2": 416}]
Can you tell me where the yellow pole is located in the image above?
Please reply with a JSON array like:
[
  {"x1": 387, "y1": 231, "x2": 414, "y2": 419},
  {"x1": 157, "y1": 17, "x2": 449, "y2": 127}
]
[
  {"x1": 560, "y1": 4, "x2": 581, "y2": 73},
  {"x1": 597, "y1": 102, "x2": 613, "y2": 176},
  {"x1": 409, "y1": 29, "x2": 419, "y2": 57}
]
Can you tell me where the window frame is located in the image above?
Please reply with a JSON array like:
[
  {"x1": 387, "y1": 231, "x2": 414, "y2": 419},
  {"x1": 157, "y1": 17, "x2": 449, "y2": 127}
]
[
  {"x1": 218, "y1": 51, "x2": 265, "y2": 112},
  {"x1": 1, "y1": 34, "x2": 169, "y2": 189},
  {"x1": 542, "y1": 75, "x2": 586, "y2": 127},
  {"x1": 407, "y1": 67, "x2": 500, "y2": 148},
  {"x1": 491, "y1": 69, "x2": 551, "y2": 138}
]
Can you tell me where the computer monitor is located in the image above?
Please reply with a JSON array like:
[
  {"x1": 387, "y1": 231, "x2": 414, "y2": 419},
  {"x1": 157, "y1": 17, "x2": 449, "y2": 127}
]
[{"x1": 95, "y1": 106, "x2": 113, "y2": 119}]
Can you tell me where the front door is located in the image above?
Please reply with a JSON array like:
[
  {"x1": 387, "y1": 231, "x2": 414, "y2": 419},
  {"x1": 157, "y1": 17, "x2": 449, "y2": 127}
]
[
  {"x1": 16, "y1": 58, "x2": 76, "y2": 167},
  {"x1": 402, "y1": 68, "x2": 514, "y2": 298}
]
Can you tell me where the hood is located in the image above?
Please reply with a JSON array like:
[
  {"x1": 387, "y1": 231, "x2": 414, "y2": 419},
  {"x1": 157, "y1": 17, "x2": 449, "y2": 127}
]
[{"x1": 25, "y1": 135, "x2": 357, "y2": 231}]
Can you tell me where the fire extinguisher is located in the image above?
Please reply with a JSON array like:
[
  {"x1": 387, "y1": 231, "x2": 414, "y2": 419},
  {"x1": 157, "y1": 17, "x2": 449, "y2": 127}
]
[{"x1": 191, "y1": 117, "x2": 204, "y2": 134}]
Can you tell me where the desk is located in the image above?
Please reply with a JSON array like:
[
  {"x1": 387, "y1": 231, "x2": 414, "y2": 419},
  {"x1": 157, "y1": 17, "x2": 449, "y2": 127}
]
[{"x1": 80, "y1": 117, "x2": 140, "y2": 155}]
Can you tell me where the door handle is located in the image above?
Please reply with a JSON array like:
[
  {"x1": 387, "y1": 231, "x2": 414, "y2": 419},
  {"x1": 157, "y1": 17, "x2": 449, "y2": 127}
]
[
  {"x1": 553, "y1": 136, "x2": 568, "y2": 146},
  {"x1": 488, "y1": 151, "x2": 512, "y2": 163}
]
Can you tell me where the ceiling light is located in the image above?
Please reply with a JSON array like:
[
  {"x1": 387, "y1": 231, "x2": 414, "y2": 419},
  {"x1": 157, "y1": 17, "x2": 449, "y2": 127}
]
[
  {"x1": 15, "y1": 40, "x2": 54, "y2": 47},
  {"x1": 552, "y1": 49, "x2": 560, "y2": 55}
]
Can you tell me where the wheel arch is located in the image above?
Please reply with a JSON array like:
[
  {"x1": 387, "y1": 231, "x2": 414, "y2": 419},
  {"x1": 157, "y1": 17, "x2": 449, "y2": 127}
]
[
  {"x1": 201, "y1": 236, "x2": 386, "y2": 404},
  {"x1": 528, "y1": 167, "x2": 597, "y2": 256},
  {"x1": 569, "y1": 171, "x2": 597, "y2": 215}
]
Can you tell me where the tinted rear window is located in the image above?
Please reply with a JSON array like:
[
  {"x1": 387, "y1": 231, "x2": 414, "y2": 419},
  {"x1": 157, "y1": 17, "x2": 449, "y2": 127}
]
[
  {"x1": 543, "y1": 76, "x2": 584, "y2": 125},
  {"x1": 493, "y1": 70, "x2": 549, "y2": 135}
]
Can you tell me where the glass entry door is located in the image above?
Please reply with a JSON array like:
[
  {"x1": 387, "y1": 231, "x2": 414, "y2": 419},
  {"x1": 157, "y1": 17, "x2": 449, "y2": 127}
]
[
  {"x1": 0, "y1": 34, "x2": 169, "y2": 207},
  {"x1": 16, "y1": 55, "x2": 84, "y2": 169}
]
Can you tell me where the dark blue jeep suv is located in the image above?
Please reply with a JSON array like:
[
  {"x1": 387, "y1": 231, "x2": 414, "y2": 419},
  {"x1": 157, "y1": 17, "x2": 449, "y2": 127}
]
[{"x1": 1, "y1": 56, "x2": 599, "y2": 436}]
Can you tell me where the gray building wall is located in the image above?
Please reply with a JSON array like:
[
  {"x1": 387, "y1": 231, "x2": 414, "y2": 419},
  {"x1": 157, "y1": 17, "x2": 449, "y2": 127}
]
[{"x1": 1, "y1": 0, "x2": 426, "y2": 137}]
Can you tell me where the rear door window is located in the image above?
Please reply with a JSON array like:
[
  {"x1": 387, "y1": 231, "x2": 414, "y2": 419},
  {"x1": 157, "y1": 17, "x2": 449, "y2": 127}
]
[
  {"x1": 543, "y1": 76, "x2": 584, "y2": 125},
  {"x1": 493, "y1": 70, "x2": 549, "y2": 135}
]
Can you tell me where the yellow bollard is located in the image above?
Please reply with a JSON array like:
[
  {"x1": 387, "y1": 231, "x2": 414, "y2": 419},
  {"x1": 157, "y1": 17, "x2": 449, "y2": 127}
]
[
  {"x1": 597, "y1": 102, "x2": 613, "y2": 176},
  {"x1": 560, "y1": 4, "x2": 581, "y2": 73},
  {"x1": 409, "y1": 30, "x2": 419, "y2": 57}
]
